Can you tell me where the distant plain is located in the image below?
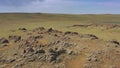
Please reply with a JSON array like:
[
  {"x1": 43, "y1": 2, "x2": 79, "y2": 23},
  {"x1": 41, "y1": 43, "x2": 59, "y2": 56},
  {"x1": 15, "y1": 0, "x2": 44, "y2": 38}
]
[{"x1": 0, "y1": 13, "x2": 120, "y2": 41}]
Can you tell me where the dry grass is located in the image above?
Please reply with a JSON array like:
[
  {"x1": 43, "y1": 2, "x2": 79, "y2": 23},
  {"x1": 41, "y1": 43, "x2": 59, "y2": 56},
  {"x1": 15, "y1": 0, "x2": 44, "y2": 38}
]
[{"x1": 0, "y1": 13, "x2": 120, "y2": 41}]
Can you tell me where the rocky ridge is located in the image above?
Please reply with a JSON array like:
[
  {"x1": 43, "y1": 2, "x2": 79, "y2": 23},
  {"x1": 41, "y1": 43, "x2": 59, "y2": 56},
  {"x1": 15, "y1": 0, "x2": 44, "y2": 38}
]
[{"x1": 0, "y1": 27, "x2": 120, "y2": 68}]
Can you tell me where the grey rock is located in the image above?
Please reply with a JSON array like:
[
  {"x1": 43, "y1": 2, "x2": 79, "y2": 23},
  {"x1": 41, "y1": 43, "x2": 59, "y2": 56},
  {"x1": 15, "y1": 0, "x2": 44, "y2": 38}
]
[
  {"x1": 9, "y1": 36, "x2": 21, "y2": 42},
  {"x1": 35, "y1": 49, "x2": 45, "y2": 54},
  {"x1": 47, "y1": 28, "x2": 54, "y2": 32},
  {"x1": 110, "y1": 40, "x2": 120, "y2": 45},
  {"x1": 81, "y1": 34, "x2": 98, "y2": 40},
  {"x1": 18, "y1": 28, "x2": 27, "y2": 31},
  {"x1": 48, "y1": 48, "x2": 66, "y2": 62},
  {"x1": 64, "y1": 31, "x2": 78, "y2": 35},
  {"x1": 0, "y1": 38, "x2": 9, "y2": 44}
]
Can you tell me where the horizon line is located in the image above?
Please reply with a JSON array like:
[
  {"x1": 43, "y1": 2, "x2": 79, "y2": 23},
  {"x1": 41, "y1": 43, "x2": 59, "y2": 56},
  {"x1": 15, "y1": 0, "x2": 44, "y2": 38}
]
[{"x1": 0, "y1": 12, "x2": 120, "y2": 15}]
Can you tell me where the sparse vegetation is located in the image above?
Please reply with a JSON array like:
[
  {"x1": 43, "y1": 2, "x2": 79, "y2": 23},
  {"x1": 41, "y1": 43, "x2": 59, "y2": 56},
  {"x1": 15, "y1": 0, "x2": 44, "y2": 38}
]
[{"x1": 0, "y1": 13, "x2": 120, "y2": 68}]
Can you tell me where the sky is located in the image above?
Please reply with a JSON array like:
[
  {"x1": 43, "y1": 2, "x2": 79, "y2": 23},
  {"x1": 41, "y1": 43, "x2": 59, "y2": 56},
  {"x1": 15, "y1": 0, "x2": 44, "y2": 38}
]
[{"x1": 0, "y1": 0, "x2": 120, "y2": 14}]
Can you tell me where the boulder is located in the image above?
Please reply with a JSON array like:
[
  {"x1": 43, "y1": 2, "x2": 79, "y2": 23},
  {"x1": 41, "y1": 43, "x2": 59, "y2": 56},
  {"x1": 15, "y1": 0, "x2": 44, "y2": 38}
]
[
  {"x1": 110, "y1": 40, "x2": 120, "y2": 45},
  {"x1": 81, "y1": 34, "x2": 98, "y2": 40},
  {"x1": 47, "y1": 28, "x2": 54, "y2": 32},
  {"x1": 64, "y1": 43, "x2": 73, "y2": 47},
  {"x1": 35, "y1": 49, "x2": 45, "y2": 54},
  {"x1": 64, "y1": 31, "x2": 79, "y2": 35},
  {"x1": 47, "y1": 28, "x2": 62, "y2": 33},
  {"x1": 18, "y1": 28, "x2": 27, "y2": 31},
  {"x1": 9, "y1": 36, "x2": 21, "y2": 42},
  {"x1": 0, "y1": 38, "x2": 9, "y2": 44},
  {"x1": 48, "y1": 48, "x2": 66, "y2": 62}
]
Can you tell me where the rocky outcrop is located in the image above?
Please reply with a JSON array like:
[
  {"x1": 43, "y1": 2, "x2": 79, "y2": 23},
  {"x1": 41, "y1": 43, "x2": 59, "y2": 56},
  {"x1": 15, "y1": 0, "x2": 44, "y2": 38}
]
[
  {"x1": 80, "y1": 34, "x2": 98, "y2": 40},
  {"x1": 0, "y1": 38, "x2": 9, "y2": 47},
  {"x1": 0, "y1": 27, "x2": 120, "y2": 68}
]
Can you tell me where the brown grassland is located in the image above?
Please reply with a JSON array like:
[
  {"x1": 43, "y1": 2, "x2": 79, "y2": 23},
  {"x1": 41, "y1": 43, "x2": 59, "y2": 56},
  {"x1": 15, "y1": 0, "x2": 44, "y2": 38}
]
[{"x1": 0, "y1": 13, "x2": 120, "y2": 68}]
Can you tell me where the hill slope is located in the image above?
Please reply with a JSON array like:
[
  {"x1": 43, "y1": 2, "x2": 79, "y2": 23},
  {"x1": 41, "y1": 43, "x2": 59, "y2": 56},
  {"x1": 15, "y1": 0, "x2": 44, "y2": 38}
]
[{"x1": 0, "y1": 13, "x2": 120, "y2": 41}]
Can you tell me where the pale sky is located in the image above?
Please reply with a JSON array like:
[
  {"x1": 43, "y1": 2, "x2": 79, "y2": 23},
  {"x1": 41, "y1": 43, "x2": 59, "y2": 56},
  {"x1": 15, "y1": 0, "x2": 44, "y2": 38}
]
[{"x1": 0, "y1": 0, "x2": 120, "y2": 14}]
